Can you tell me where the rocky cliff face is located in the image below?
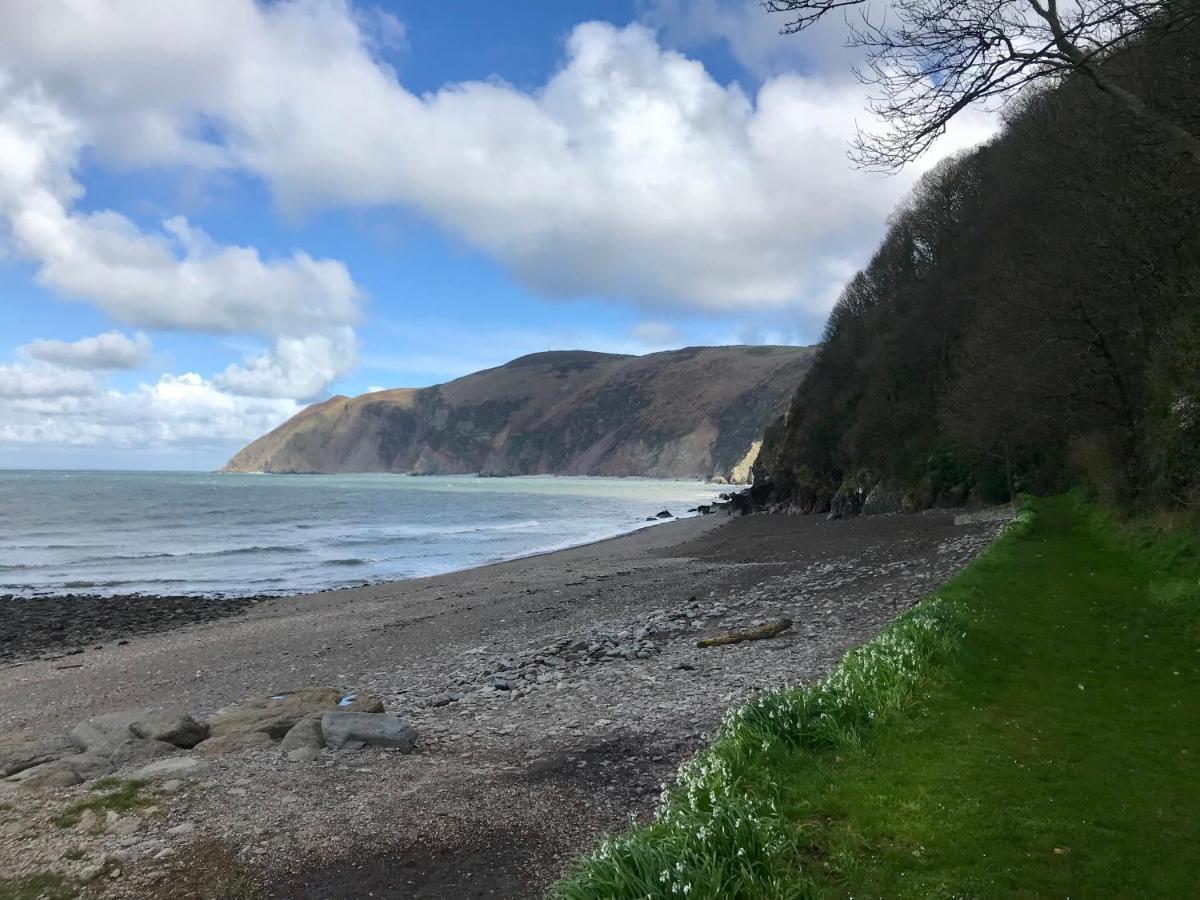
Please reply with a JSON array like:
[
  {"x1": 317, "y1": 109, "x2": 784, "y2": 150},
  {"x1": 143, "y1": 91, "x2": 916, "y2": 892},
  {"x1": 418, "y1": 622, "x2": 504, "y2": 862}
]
[{"x1": 223, "y1": 346, "x2": 815, "y2": 482}]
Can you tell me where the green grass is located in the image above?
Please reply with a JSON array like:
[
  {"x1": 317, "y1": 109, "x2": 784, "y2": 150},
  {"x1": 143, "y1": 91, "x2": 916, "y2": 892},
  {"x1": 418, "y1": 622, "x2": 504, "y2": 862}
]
[
  {"x1": 553, "y1": 497, "x2": 1200, "y2": 898},
  {"x1": 0, "y1": 873, "x2": 76, "y2": 900},
  {"x1": 51, "y1": 778, "x2": 151, "y2": 829}
]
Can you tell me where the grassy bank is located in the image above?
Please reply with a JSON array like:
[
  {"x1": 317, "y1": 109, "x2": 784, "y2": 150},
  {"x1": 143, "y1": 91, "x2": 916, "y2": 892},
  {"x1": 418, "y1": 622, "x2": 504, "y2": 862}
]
[{"x1": 553, "y1": 498, "x2": 1200, "y2": 898}]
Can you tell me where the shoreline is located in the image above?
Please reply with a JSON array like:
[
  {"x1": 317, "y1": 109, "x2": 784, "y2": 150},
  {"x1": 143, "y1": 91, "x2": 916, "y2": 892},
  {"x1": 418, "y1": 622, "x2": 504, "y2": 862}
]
[
  {"x1": 0, "y1": 509, "x2": 1006, "y2": 898},
  {"x1": 0, "y1": 513, "x2": 722, "y2": 666}
]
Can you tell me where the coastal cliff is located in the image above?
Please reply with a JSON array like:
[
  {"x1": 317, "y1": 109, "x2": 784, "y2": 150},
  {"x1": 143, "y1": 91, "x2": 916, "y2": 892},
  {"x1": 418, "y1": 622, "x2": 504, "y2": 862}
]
[{"x1": 223, "y1": 345, "x2": 814, "y2": 482}]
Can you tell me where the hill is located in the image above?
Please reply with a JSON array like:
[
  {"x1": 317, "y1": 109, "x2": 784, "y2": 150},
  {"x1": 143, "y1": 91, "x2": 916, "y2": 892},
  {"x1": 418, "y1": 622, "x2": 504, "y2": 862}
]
[{"x1": 223, "y1": 346, "x2": 815, "y2": 482}]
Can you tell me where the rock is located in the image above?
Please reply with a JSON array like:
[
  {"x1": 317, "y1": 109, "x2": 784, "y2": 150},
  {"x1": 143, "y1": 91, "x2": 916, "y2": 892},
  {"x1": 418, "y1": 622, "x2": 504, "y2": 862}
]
[
  {"x1": 79, "y1": 864, "x2": 105, "y2": 884},
  {"x1": 129, "y1": 710, "x2": 208, "y2": 749},
  {"x1": 193, "y1": 732, "x2": 275, "y2": 755},
  {"x1": 206, "y1": 688, "x2": 344, "y2": 740},
  {"x1": 342, "y1": 692, "x2": 385, "y2": 714},
  {"x1": 286, "y1": 747, "x2": 321, "y2": 763},
  {"x1": 166, "y1": 822, "x2": 195, "y2": 837},
  {"x1": 106, "y1": 738, "x2": 178, "y2": 766},
  {"x1": 70, "y1": 710, "x2": 145, "y2": 755},
  {"x1": 108, "y1": 816, "x2": 141, "y2": 837},
  {"x1": 279, "y1": 715, "x2": 324, "y2": 752},
  {"x1": 132, "y1": 757, "x2": 207, "y2": 781},
  {"x1": 11, "y1": 763, "x2": 82, "y2": 789},
  {"x1": 158, "y1": 779, "x2": 185, "y2": 794},
  {"x1": 0, "y1": 733, "x2": 78, "y2": 778},
  {"x1": 429, "y1": 692, "x2": 454, "y2": 708},
  {"x1": 321, "y1": 712, "x2": 417, "y2": 753},
  {"x1": 655, "y1": 509, "x2": 673, "y2": 518},
  {"x1": 9, "y1": 753, "x2": 113, "y2": 789}
]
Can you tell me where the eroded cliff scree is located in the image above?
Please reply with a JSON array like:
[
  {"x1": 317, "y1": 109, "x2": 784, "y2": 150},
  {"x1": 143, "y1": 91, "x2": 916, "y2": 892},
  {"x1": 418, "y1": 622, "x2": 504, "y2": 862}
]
[{"x1": 223, "y1": 346, "x2": 815, "y2": 483}]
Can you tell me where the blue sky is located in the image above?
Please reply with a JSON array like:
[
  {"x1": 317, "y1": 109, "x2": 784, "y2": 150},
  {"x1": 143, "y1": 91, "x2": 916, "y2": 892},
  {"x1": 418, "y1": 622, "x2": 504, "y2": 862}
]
[{"x1": 0, "y1": 0, "x2": 993, "y2": 469}]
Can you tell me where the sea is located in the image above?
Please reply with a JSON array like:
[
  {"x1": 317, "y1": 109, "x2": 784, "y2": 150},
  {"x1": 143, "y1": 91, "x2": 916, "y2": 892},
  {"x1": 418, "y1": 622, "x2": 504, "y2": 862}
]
[{"x1": 0, "y1": 470, "x2": 728, "y2": 598}]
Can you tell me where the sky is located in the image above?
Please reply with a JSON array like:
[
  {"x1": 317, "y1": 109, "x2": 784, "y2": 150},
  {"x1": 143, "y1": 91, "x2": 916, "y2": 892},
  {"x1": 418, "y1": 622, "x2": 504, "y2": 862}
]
[{"x1": 0, "y1": 0, "x2": 995, "y2": 470}]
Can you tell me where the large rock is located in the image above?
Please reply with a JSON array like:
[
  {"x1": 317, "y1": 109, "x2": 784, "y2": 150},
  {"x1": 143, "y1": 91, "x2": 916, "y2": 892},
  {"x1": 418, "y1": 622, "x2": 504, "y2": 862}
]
[
  {"x1": 9, "y1": 753, "x2": 113, "y2": 789},
  {"x1": 129, "y1": 710, "x2": 208, "y2": 749},
  {"x1": 321, "y1": 713, "x2": 417, "y2": 753},
  {"x1": 193, "y1": 732, "x2": 275, "y2": 755},
  {"x1": 206, "y1": 689, "x2": 344, "y2": 740},
  {"x1": 133, "y1": 756, "x2": 207, "y2": 781},
  {"x1": 106, "y1": 738, "x2": 178, "y2": 766},
  {"x1": 0, "y1": 733, "x2": 78, "y2": 778},
  {"x1": 279, "y1": 715, "x2": 324, "y2": 752},
  {"x1": 71, "y1": 708, "x2": 206, "y2": 756},
  {"x1": 70, "y1": 710, "x2": 145, "y2": 755}
]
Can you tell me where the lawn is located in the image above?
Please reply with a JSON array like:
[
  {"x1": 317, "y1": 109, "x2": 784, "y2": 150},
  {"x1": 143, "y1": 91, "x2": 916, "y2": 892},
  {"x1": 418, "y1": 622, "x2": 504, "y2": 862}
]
[{"x1": 553, "y1": 497, "x2": 1200, "y2": 898}]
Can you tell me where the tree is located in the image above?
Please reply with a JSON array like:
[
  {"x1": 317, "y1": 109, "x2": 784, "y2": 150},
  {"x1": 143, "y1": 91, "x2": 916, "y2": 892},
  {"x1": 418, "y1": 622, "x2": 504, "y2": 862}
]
[{"x1": 763, "y1": 0, "x2": 1200, "y2": 168}]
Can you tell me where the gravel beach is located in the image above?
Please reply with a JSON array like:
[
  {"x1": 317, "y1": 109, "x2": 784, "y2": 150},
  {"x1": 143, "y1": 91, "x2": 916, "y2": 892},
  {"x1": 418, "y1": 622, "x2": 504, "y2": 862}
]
[{"x1": 0, "y1": 508, "x2": 1007, "y2": 898}]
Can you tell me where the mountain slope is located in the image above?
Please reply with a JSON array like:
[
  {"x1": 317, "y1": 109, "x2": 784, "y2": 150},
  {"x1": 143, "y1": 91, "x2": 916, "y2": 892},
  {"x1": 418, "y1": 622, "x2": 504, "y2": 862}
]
[{"x1": 223, "y1": 346, "x2": 815, "y2": 482}]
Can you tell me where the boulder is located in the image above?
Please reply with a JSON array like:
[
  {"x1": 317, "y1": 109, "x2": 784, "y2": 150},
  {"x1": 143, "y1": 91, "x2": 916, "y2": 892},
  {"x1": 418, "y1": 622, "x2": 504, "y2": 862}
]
[
  {"x1": 341, "y1": 692, "x2": 385, "y2": 714},
  {"x1": 129, "y1": 710, "x2": 208, "y2": 749},
  {"x1": 106, "y1": 738, "x2": 178, "y2": 766},
  {"x1": 0, "y1": 733, "x2": 78, "y2": 778},
  {"x1": 321, "y1": 712, "x2": 417, "y2": 753},
  {"x1": 132, "y1": 757, "x2": 207, "y2": 781},
  {"x1": 206, "y1": 688, "x2": 344, "y2": 740},
  {"x1": 71, "y1": 708, "x2": 206, "y2": 756},
  {"x1": 70, "y1": 710, "x2": 146, "y2": 755},
  {"x1": 279, "y1": 715, "x2": 324, "y2": 752},
  {"x1": 9, "y1": 753, "x2": 113, "y2": 789},
  {"x1": 193, "y1": 732, "x2": 275, "y2": 755}
]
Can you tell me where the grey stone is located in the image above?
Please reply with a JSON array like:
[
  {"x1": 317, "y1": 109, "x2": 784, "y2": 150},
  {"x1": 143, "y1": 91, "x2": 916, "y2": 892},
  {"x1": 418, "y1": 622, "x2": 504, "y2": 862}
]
[
  {"x1": 207, "y1": 688, "x2": 344, "y2": 739},
  {"x1": 286, "y1": 746, "x2": 321, "y2": 763},
  {"x1": 70, "y1": 710, "x2": 145, "y2": 755},
  {"x1": 166, "y1": 822, "x2": 195, "y2": 837},
  {"x1": 106, "y1": 738, "x2": 178, "y2": 766},
  {"x1": 194, "y1": 732, "x2": 275, "y2": 755},
  {"x1": 108, "y1": 816, "x2": 141, "y2": 837},
  {"x1": 128, "y1": 710, "x2": 208, "y2": 749},
  {"x1": 132, "y1": 757, "x2": 207, "y2": 781},
  {"x1": 321, "y1": 712, "x2": 417, "y2": 753},
  {"x1": 9, "y1": 752, "x2": 113, "y2": 789},
  {"x1": 0, "y1": 733, "x2": 78, "y2": 778},
  {"x1": 278, "y1": 714, "x2": 324, "y2": 752}
]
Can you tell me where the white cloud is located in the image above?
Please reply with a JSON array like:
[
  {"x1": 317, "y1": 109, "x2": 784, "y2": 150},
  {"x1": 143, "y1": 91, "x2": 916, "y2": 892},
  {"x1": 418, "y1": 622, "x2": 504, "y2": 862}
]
[
  {"x1": 0, "y1": 363, "x2": 97, "y2": 399},
  {"x1": 0, "y1": 1, "x2": 994, "y2": 316},
  {"x1": 21, "y1": 330, "x2": 150, "y2": 370},
  {"x1": 0, "y1": 371, "x2": 298, "y2": 449},
  {"x1": 214, "y1": 328, "x2": 357, "y2": 399}
]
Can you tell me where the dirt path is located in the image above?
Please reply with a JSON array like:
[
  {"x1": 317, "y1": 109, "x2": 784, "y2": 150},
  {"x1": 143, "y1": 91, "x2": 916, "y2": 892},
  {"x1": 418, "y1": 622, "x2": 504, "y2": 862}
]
[{"x1": 0, "y1": 510, "x2": 1006, "y2": 898}]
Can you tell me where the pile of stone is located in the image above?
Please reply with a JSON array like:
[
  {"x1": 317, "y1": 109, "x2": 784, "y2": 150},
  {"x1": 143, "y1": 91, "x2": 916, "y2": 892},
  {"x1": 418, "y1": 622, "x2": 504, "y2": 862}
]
[
  {"x1": 1, "y1": 688, "x2": 418, "y2": 792},
  {"x1": 426, "y1": 598, "x2": 740, "y2": 707}
]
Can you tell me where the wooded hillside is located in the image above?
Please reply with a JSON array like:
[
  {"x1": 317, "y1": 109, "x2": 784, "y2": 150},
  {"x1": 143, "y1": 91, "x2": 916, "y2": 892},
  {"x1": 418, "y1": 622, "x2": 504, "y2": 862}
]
[{"x1": 757, "y1": 10, "x2": 1200, "y2": 515}]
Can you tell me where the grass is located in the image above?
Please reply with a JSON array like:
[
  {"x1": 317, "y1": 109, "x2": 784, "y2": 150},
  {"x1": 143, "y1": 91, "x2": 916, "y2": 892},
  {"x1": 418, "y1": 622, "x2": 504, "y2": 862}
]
[
  {"x1": 0, "y1": 873, "x2": 76, "y2": 900},
  {"x1": 552, "y1": 497, "x2": 1200, "y2": 898},
  {"x1": 51, "y1": 778, "x2": 152, "y2": 829}
]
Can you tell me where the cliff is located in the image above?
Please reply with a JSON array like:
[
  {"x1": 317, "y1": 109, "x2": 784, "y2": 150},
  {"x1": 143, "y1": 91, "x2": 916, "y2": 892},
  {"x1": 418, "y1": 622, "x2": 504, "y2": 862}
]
[{"x1": 223, "y1": 346, "x2": 815, "y2": 482}]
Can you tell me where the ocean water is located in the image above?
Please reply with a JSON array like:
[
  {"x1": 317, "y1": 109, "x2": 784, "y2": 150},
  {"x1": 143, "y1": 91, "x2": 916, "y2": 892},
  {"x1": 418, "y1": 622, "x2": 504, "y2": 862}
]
[{"x1": 0, "y1": 471, "x2": 728, "y2": 598}]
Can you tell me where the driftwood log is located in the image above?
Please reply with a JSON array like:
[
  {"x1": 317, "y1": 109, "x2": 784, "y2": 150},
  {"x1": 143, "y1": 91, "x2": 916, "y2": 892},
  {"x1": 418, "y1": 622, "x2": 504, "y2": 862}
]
[{"x1": 696, "y1": 617, "x2": 793, "y2": 648}]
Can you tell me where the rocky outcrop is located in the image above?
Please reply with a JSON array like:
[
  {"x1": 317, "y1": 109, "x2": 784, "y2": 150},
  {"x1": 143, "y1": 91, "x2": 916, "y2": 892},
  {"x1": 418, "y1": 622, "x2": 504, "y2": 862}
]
[{"x1": 223, "y1": 346, "x2": 815, "y2": 482}]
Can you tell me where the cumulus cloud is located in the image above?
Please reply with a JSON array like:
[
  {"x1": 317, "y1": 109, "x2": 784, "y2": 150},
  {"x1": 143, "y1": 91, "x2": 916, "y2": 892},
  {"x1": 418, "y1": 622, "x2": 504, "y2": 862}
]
[
  {"x1": 0, "y1": 372, "x2": 299, "y2": 449},
  {"x1": 21, "y1": 331, "x2": 150, "y2": 370},
  {"x1": 214, "y1": 328, "x2": 358, "y2": 400},
  {"x1": 0, "y1": 1, "x2": 994, "y2": 315},
  {"x1": 0, "y1": 363, "x2": 97, "y2": 399}
]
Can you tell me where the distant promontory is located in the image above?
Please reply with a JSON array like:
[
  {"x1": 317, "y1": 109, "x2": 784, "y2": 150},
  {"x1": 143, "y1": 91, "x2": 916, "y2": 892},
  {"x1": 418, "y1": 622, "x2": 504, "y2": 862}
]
[{"x1": 222, "y1": 346, "x2": 815, "y2": 483}]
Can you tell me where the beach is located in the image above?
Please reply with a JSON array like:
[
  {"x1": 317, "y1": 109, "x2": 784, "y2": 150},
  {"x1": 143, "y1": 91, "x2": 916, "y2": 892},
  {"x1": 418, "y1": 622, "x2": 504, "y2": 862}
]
[{"x1": 0, "y1": 508, "x2": 1006, "y2": 898}]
